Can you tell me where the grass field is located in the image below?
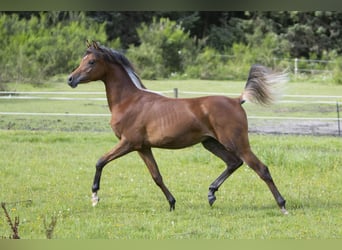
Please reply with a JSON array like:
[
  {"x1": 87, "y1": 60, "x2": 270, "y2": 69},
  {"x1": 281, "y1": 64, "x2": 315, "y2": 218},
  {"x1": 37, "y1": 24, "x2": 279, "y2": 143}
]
[
  {"x1": 0, "y1": 130, "x2": 341, "y2": 239},
  {"x1": 0, "y1": 79, "x2": 342, "y2": 239}
]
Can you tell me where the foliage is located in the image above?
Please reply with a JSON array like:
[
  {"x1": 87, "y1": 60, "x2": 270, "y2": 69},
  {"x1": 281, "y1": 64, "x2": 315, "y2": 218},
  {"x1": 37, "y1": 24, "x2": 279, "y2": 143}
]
[
  {"x1": 126, "y1": 16, "x2": 293, "y2": 81},
  {"x1": 216, "y1": 32, "x2": 291, "y2": 80},
  {"x1": 1, "y1": 202, "x2": 20, "y2": 239},
  {"x1": 85, "y1": 11, "x2": 342, "y2": 59},
  {"x1": 205, "y1": 16, "x2": 246, "y2": 52},
  {"x1": 0, "y1": 12, "x2": 109, "y2": 84},
  {"x1": 43, "y1": 215, "x2": 58, "y2": 239},
  {"x1": 1, "y1": 11, "x2": 342, "y2": 84},
  {"x1": 332, "y1": 56, "x2": 342, "y2": 85},
  {"x1": 185, "y1": 47, "x2": 229, "y2": 80},
  {"x1": 126, "y1": 17, "x2": 197, "y2": 79},
  {"x1": 285, "y1": 11, "x2": 342, "y2": 58},
  {"x1": 126, "y1": 42, "x2": 164, "y2": 80}
]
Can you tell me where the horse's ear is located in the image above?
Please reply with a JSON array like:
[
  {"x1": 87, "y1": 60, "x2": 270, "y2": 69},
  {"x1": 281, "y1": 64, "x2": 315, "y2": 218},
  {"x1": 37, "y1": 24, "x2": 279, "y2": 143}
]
[
  {"x1": 92, "y1": 40, "x2": 99, "y2": 49},
  {"x1": 86, "y1": 40, "x2": 91, "y2": 48}
]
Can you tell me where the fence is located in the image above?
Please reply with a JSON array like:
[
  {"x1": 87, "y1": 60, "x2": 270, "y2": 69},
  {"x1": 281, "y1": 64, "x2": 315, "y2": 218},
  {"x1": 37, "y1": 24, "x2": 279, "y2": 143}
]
[
  {"x1": 219, "y1": 55, "x2": 335, "y2": 75},
  {"x1": 0, "y1": 90, "x2": 341, "y2": 136},
  {"x1": 280, "y1": 58, "x2": 336, "y2": 76}
]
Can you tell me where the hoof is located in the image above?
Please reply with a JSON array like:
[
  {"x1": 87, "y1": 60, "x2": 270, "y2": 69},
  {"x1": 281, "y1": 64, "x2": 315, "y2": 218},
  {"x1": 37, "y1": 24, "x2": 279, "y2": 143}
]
[
  {"x1": 92, "y1": 192, "x2": 99, "y2": 207},
  {"x1": 208, "y1": 194, "x2": 216, "y2": 207},
  {"x1": 208, "y1": 187, "x2": 217, "y2": 206},
  {"x1": 169, "y1": 199, "x2": 176, "y2": 211},
  {"x1": 281, "y1": 207, "x2": 289, "y2": 215}
]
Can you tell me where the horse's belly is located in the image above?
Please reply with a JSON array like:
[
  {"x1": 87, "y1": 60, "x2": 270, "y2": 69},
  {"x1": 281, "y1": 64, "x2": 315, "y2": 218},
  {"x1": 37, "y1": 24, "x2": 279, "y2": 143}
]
[
  {"x1": 152, "y1": 134, "x2": 205, "y2": 149},
  {"x1": 146, "y1": 119, "x2": 210, "y2": 149}
]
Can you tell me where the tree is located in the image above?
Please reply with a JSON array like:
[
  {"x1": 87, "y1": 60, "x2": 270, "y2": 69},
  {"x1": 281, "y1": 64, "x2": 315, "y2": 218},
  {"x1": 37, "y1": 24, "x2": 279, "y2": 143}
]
[
  {"x1": 126, "y1": 17, "x2": 197, "y2": 79},
  {"x1": 285, "y1": 11, "x2": 342, "y2": 58},
  {"x1": 0, "y1": 12, "x2": 109, "y2": 83}
]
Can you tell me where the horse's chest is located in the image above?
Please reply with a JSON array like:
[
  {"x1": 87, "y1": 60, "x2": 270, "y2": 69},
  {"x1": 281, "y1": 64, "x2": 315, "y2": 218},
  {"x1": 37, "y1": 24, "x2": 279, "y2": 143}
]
[
  {"x1": 110, "y1": 113, "x2": 125, "y2": 137},
  {"x1": 110, "y1": 111, "x2": 138, "y2": 138}
]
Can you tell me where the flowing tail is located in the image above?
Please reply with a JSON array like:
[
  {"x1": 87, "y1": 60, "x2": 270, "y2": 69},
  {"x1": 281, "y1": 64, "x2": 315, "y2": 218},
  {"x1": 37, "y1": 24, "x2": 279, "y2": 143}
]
[{"x1": 240, "y1": 64, "x2": 288, "y2": 106}]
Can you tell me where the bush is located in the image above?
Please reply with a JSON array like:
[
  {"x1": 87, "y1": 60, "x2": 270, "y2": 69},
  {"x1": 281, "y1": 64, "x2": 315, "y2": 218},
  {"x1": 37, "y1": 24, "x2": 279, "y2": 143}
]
[
  {"x1": 185, "y1": 30, "x2": 292, "y2": 81},
  {"x1": 0, "y1": 12, "x2": 110, "y2": 85},
  {"x1": 185, "y1": 47, "x2": 229, "y2": 80},
  {"x1": 126, "y1": 43, "x2": 164, "y2": 80},
  {"x1": 332, "y1": 57, "x2": 342, "y2": 85},
  {"x1": 126, "y1": 17, "x2": 197, "y2": 79},
  {"x1": 222, "y1": 32, "x2": 292, "y2": 80}
]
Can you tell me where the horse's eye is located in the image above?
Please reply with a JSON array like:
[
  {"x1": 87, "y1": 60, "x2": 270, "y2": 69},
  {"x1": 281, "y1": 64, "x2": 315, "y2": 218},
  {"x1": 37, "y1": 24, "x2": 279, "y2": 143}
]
[{"x1": 89, "y1": 60, "x2": 95, "y2": 65}]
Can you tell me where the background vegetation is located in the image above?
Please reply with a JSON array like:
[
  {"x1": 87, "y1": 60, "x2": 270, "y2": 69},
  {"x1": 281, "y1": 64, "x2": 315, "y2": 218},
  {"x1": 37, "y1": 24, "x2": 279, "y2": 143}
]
[{"x1": 1, "y1": 11, "x2": 342, "y2": 88}]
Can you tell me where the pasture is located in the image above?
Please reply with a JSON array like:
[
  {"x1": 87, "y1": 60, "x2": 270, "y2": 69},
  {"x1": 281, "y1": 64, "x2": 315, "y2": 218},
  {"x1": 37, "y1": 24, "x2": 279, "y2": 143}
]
[
  {"x1": 0, "y1": 131, "x2": 341, "y2": 239},
  {"x1": 0, "y1": 79, "x2": 342, "y2": 239}
]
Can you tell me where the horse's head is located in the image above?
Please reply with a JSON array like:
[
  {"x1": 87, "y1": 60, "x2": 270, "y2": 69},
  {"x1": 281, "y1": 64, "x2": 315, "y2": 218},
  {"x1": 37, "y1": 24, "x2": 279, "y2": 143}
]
[{"x1": 68, "y1": 41, "x2": 106, "y2": 88}]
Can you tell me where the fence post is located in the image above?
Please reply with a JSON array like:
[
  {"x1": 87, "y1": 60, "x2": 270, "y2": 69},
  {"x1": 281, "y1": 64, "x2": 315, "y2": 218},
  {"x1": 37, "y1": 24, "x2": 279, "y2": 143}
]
[
  {"x1": 337, "y1": 101, "x2": 341, "y2": 136},
  {"x1": 173, "y1": 88, "x2": 178, "y2": 98},
  {"x1": 294, "y1": 58, "x2": 298, "y2": 75}
]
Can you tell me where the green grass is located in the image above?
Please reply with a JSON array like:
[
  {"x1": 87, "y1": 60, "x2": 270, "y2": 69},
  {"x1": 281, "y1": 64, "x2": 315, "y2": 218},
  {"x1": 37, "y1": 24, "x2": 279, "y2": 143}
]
[{"x1": 0, "y1": 130, "x2": 341, "y2": 239}]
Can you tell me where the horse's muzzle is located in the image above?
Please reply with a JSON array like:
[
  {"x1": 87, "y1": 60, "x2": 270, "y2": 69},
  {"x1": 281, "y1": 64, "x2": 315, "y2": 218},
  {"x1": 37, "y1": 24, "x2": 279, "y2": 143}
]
[{"x1": 67, "y1": 75, "x2": 78, "y2": 88}]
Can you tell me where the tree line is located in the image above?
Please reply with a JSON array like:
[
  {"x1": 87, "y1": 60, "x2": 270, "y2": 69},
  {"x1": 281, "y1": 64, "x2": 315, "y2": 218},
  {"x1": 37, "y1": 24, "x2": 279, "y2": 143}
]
[{"x1": 1, "y1": 11, "x2": 342, "y2": 87}]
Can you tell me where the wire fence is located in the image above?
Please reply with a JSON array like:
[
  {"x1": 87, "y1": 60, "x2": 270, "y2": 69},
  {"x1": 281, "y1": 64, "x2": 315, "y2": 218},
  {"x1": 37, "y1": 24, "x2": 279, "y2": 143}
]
[
  {"x1": 0, "y1": 90, "x2": 341, "y2": 136},
  {"x1": 269, "y1": 57, "x2": 335, "y2": 75},
  {"x1": 224, "y1": 55, "x2": 336, "y2": 75}
]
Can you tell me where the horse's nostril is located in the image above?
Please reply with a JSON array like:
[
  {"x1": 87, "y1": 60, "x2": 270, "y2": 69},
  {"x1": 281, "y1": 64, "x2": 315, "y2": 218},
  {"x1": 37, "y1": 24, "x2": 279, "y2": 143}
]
[{"x1": 68, "y1": 76, "x2": 73, "y2": 84}]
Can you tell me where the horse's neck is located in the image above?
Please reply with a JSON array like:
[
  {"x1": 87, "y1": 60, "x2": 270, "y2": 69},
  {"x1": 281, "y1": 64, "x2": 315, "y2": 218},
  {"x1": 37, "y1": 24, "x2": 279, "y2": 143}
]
[{"x1": 103, "y1": 67, "x2": 140, "y2": 111}]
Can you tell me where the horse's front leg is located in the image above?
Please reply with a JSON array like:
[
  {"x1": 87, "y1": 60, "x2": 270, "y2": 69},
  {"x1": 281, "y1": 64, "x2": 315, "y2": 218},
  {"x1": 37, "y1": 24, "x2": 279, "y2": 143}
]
[
  {"x1": 138, "y1": 148, "x2": 176, "y2": 211},
  {"x1": 92, "y1": 138, "x2": 132, "y2": 206}
]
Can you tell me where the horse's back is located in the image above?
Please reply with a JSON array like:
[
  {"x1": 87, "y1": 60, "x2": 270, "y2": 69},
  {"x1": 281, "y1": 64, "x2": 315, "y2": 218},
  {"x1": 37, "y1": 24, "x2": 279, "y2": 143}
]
[{"x1": 157, "y1": 94, "x2": 249, "y2": 138}]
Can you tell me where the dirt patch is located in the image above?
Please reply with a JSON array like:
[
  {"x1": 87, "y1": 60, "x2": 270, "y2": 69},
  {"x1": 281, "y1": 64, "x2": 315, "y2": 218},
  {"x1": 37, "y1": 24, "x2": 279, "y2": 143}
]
[{"x1": 248, "y1": 119, "x2": 341, "y2": 136}]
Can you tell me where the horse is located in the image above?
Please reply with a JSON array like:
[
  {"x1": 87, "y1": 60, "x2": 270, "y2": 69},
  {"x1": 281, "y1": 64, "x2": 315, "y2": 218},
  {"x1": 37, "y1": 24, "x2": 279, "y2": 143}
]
[{"x1": 68, "y1": 41, "x2": 289, "y2": 215}]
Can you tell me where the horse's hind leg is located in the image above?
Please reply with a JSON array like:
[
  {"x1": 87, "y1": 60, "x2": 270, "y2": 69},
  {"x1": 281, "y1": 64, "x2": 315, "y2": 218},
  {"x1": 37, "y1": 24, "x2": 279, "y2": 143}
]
[
  {"x1": 202, "y1": 138, "x2": 243, "y2": 206},
  {"x1": 240, "y1": 149, "x2": 288, "y2": 214},
  {"x1": 138, "y1": 148, "x2": 176, "y2": 211}
]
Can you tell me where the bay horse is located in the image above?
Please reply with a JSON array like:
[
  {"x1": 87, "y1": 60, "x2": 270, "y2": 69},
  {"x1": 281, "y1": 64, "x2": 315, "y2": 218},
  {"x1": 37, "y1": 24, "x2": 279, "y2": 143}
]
[{"x1": 68, "y1": 41, "x2": 288, "y2": 214}]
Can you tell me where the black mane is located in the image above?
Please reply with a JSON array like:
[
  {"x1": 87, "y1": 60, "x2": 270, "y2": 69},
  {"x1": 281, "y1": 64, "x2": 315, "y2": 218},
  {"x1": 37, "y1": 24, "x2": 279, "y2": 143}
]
[{"x1": 87, "y1": 44, "x2": 146, "y2": 89}]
